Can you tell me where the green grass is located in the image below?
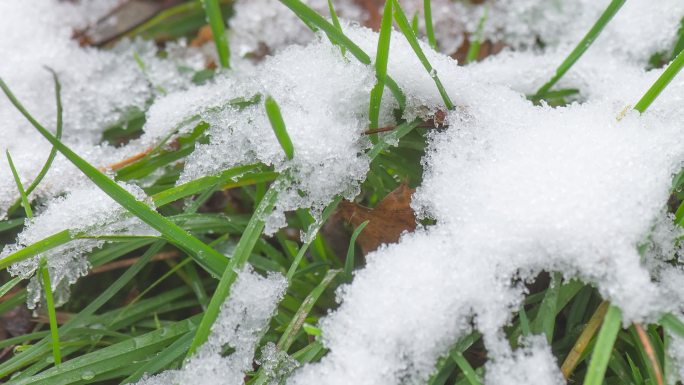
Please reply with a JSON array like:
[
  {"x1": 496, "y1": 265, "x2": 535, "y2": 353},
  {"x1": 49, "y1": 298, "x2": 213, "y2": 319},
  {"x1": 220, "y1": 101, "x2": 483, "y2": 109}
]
[
  {"x1": 2, "y1": 2, "x2": 684, "y2": 385},
  {"x1": 201, "y1": 0, "x2": 230, "y2": 68}
]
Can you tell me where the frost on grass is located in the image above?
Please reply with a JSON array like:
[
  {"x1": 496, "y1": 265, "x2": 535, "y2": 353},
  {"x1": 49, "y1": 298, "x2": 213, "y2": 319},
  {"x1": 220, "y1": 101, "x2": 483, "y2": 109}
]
[
  {"x1": 286, "y1": 26, "x2": 684, "y2": 385},
  {"x1": 484, "y1": 336, "x2": 564, "y2": 385},
  {"x1": 0, "y1": 182, "x2": 158, "y2": 309},
  {"x1": 135, "y1": 268, "x2": 287, "y2": 385},
  {"x1": 142, "y1": 38, "x2": 376, "y2": 235},
  {"x1": 0, "y1": 0, "x2": 204, "y2": 218}
]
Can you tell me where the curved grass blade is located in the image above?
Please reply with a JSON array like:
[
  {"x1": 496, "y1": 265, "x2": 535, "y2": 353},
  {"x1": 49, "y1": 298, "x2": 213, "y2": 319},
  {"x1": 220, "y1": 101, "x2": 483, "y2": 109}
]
[
  {"x1": 423, "y1": 0, "x2": 436, "y2": 50},
  {"x1": 0, "y1": 229, "x2": 72, "y2": 271},
  {"x1": 7, "y1": 69, "x2": 63, "y2": 218},
  {"x1": 392, "y1": 0, "x2": 454, "y2": 109},
  {"x1": 583, "y1": 304, "x2": 622, "y2": 385},
  {"x1": 6, "y1": 150, "x2": 33, "y2": 218},
  {"x1": 0, "y1": 77, "x2": 228, "y2": 278},
  {"x1": 344, "y1": 220, "x2": 369, "y2": 280},
  {"x1": 39, "y1": 257, "x2": 61, "y2": 365},
  {"x1": 201, "y1": 0, "x2": 230, "y2": 68},
  {"x1": 369, "y1": 0, "x2": 393, "y2": 129},
  {"x1": 534, "y1": 0, "x2": 625, "y2": 98},
  {"x1": 661, "y1": 313, "x2": 684, "y2": 338},
  {"x1": 634, "y1": 48, "x2": 684, "y2": 113},
  {"x1": 264, "y1": 96, "x2": 295, "y2": 160}
]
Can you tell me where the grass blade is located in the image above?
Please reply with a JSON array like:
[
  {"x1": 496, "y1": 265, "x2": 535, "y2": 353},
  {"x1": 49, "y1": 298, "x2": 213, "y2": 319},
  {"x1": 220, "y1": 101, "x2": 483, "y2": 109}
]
[
  {"x1": 465, "y1": 6, "x2": 488, "y2": 64},
  {"x1": 187, "y1": 176, "x2": 283, "y2": 356},
  {"x1": 532, "y1": 272, "x2": 561, "y2": 343},
  {"x1": 0, "y1": 76, "x2": 229, "y2": 278},
  {"x1": 327, "y1": 0, "x2": 346, "y2": 55},
  {"x1": 534, "y1": 0, "x2": 625, "y2": 97},
  {"x1": 201, "y1": 0, "x2": 230, "y2": 68},
  {"x1": 634, "y1": 48, "x2": 684, "y2": 112},
  {"x1": 344, "y1": 220, "x2": 369, "y2": 280},
  {"x1": 423, "y1": 0, "x2": 436, "y2": 50},
  {"x1": 660, "y1": 313, "x2": 684, "y2": 338},
  {"x1": 583, "y1": 304, "x2": 622, "y2": 385},
  {"x1": 279, "y1": 0, "x2": 406, "y2": 109},
  {"x1": 264, "y1": 96, "x2": 295, "y2": 160},
  {"x1": 451, "y1": 351, "x2": 481, "y2": 385},
  {"x1": 39, "y1": 257, "x2": 61, "y2": 365},
  {"x1": 6, "y1": 150, "x2": 33, "y2": 218},
  {"x1": 0, "y1": 229, "x2": 73, "y2": 270},
  {"x1": 392, "y1": 0, "x2": 454, "y2": 109},
  {"x1": 369, "y1": 0, "x2": 393, "y2": 129}
]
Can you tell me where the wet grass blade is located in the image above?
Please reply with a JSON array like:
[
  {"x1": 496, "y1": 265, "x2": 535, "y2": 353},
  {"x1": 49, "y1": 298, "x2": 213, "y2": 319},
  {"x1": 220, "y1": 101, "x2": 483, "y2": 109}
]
[
  {"x1": 660, "y1": 313, "x2": 684, "y2": 338},
  {"x1": 534, "y1": 0, "x2": 625, "y2": 97},
  {"x1": 634, "y1": 48, "x2": 684, "y2": 113},
  {"x1": 327, "y1": 0, "x2": 346, "y2": 55},
  {"x1": 39, "y1": 257, "x2": 61, "y2": 365},
  {"x1": 265, "y1": 96, "x2": 295, "y2": 160},
  {"x1": 0, "y1": 76, "x2": 228, "y2": 278},
  {"x1": 201, "y1": 0, "x2": 230, "y2": 68},
  {"x1": 6, "y1": 150, "x2": 33, "y2": 218},
  {"x1": 0, "y1": 230, "x2": 72, "y2": 270},
  {"x1": 583, "y1": 305, "x2": 622, "y2": 385},
  {"x1": 423, "y1": 0, "x2": 436, "y2": 50},
  {"x1": 392, "y1": 0, "x2": 454, "y2": 109},
  {"x1": 344, "y1": 220, "x2": 369, "y2": 280},
  {"x1": 369, "y1": 0, "x2": 393, "y2": 129},
  {"x1": 465, "y1": 6, "x2": 488, "y2": 64}
]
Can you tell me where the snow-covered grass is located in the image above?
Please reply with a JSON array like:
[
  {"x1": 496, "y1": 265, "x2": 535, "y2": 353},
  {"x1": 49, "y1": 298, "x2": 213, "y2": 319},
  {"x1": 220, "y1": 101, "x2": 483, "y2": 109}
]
[{"x1": 1, "y1": 0, "x2": 684, "y2": 384}]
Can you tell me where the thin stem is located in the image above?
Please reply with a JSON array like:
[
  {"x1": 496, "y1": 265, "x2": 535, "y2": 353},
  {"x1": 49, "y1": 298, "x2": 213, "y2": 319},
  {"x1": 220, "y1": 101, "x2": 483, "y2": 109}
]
[
  {"x1": 202, "y1": 0, "x2": 230, "y2": 68},
  {"x1": 561, "y1": 300, "x2": 609, "y2": 378},
  {"x1": 634, "y1": 49, "x2": 684, "y2": 113},
  {"x1": 634, "y1": 323, "x2": 664, "y2": 385},
  {"x1": 39, "y1": 257, "x2": 61, "y2": 365}
]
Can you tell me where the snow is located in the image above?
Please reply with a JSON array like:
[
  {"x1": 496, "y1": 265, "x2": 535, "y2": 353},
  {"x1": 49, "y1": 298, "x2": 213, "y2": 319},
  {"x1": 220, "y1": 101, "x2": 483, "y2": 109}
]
[
  {"x1": 142, "y1": 37, "x2": 376, "y2": 235},
  {"x1": 0, "y1": 1, "x2": 203, "y2": 219},
  {"x1": 1, "y1": 0, "x2": 684, "y2": 384},
  {"x1": 484, "y1": 336, "x2": 565, "y2": 385},
  {"x1": 1, "y1": 182, "x2": 158, "y2": 309},
  {"x1": 134, "y1": 268, "x2": 287, "y2": 385}
]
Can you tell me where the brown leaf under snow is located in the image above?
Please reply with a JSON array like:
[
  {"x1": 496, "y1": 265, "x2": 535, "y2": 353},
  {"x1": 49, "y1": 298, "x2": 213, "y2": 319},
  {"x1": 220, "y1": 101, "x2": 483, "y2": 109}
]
[{"x1": 337, "y1": 184, "x2": 417, "y2": 255}]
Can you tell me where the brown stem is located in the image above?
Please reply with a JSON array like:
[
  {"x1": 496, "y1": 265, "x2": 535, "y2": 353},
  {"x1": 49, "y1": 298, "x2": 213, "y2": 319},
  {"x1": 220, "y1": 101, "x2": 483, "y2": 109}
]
[{"x1": 90, "y1": 250, "x2": 179, "y2": 274}]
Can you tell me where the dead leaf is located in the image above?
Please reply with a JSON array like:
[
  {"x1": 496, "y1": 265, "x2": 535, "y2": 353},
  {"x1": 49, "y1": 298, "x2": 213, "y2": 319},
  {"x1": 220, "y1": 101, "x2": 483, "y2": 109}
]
[{"x1": 337, "y1": 184, "x2": 417, "y2": 254}]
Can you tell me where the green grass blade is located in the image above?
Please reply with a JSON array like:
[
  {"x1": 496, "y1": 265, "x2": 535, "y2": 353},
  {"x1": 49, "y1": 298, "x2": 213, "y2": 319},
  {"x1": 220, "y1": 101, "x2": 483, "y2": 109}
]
[
  {"x1": 392, "y1": 0, "x2": 454, "y2": 109},
  {"x1": 661, "y1": 313, "x2": 684, "y2": 338},
  {"x1": 264, "y1": 96, "x2": 295, "y2": 160},
  {"x1": 465, "y1": 6, "x2": 488, "y2": 64},
  {"x1": 532, "y1": 272, "x2": 561, "y2": 343},
  {"x1": 423, "y1": 0, "x2": 437, "y2": 50},
  {"x1": 278, "y1": 0, "x2": 406, "y2": 109},
  {"x1": 451, "y1": 351, "x2": 481, "y2": 385},
  {"x1": 123, "y1": 332, "x2": 193, "y2": 383},
  {"x1": 634, "y1": 48, "x2": 684, "y2": 112},
  {"x1": 411, "y1": 12, "x2": 419, "y2": 35},
  {"x1": 327, "y1": 0, "x2": 346, "y2": 55},
  {"x1": 6, "y1": 150, "x2": 33, "y2": 218},
  {"x1": 344, "y1": 220, "x2": 369, "y2": 280},
  {"x1": 0, "y1": 77, "x2": 228, "y2": 278},
  {"x1": 369, "y1": 0, "x2": 393, "y2": 129},
  {"x1": 39, "y1": 257, "x2": 61, "y2": 365},
  {"x1": 0, "y1": 229, "x2": 73, "y2": 270},
  {"x1": 583, "y1": 305, "x2": 622, "y2": 385},
  {"x1": 201, "y1": 0, "x2": 230, "y2": 68},
  {"x1": 534, "y1": 0, "x2": 625, "y2": 97},
  {"x1": 0, "y1": 276, "x2": 22, "y2": 298},
  {"x1": 187, "y1": 176, "x2": 283, "y2": 356}
]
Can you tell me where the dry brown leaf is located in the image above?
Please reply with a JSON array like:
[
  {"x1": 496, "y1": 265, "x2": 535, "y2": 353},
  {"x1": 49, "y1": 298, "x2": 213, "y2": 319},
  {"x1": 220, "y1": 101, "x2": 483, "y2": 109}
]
[
  {"x1": 337, "y1": 184, "x2": 417, "y2": 255},
  {"x1": 191, "y1": 25, "x2": 214, "y2": 47}
]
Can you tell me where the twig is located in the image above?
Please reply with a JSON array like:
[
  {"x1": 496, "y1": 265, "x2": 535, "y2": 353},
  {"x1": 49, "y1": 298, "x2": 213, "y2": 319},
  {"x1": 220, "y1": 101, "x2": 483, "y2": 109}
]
[{"x1": 101, "y1": 147, "x2": 152, "y2": 171}]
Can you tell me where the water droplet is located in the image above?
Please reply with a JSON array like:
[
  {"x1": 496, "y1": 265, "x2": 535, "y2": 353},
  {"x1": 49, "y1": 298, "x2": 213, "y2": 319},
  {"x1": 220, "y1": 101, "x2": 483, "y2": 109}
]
[
  {"x1": 429, "y1": 69, "x2": 437, "y2": 77},
  {"x1": 81, "y1": 370, "x2": 95, "y2": 380}
]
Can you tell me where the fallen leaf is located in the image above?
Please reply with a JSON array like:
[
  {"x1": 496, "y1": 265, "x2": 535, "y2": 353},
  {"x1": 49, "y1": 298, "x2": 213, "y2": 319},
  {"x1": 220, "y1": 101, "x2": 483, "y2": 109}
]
[
  {"x1": 191, "y1": 25, "x2": 214, "y2": 47},
  {"x1": 337, "y1": 184, "x2": 417, "y2": 254}
]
